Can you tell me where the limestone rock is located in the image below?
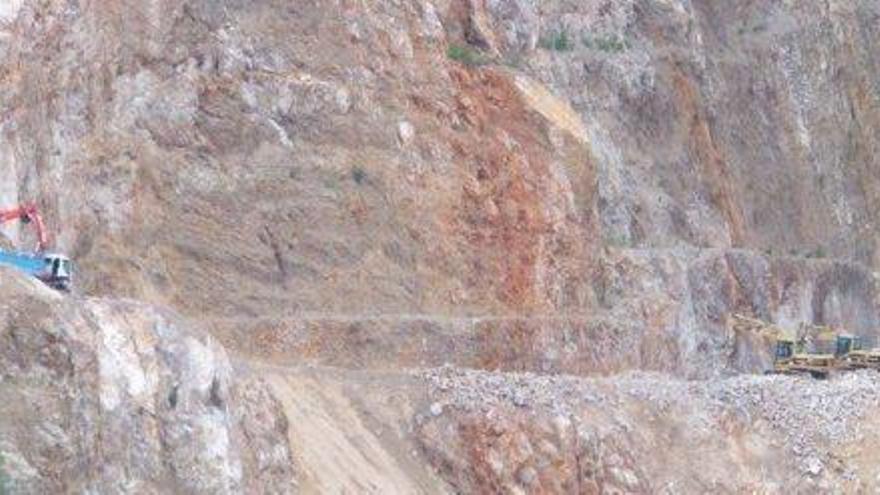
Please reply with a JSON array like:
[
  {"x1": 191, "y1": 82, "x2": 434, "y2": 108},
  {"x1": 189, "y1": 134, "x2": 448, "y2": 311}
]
[{"x1": 0, "y1": 268, "x2": 295, "y2": 493}]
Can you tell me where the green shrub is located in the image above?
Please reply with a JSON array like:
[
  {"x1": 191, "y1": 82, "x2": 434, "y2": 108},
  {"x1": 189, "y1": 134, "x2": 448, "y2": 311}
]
[
  {"x1": 808, "y1": 247, "x2": 827, "y2": 259},
  {"x1": 447, "y1": 44, "x2": 488, "y2": 66},
  {"x1": 503, "y1": 53, "x2": 524, "y2": 69},
  {"x1": 738, "y1": 22, "x2": 767, "y2": 35},
  {"x1": 604, "y1": 233, "x2": 631, "y2": 248},
  {"x1": 585, "y1": 33, "x2": 629, "y2": 53},
  {"x1": 351, "y1": 166, "x2": 367, "y2": 185},
  {"x1": 540, "y1": 28, "x2": 574, "y2": 52},
  {"x1": 0, "y1": 453, "x2": 9, "y2": 495}
]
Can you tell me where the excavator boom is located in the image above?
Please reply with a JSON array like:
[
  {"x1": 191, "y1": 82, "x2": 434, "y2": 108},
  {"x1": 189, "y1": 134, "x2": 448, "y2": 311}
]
[
  {"x1": 0, "y1": 202, "x2": 48, "y2": 252},
  {"x1": 0, "y1": 202, "x2": 71, "y2": 291}
]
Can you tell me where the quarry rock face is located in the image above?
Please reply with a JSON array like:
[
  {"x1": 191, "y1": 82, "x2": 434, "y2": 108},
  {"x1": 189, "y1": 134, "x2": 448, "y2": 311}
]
[
  {"x1": 1, "y1": 0, "x2": 880, "y2": 492},
  {"x1": 1, "y1": 0, "x2": 600, "y2": 321},
  {"x1": 0, "y1": 268, "x2": 294, "y2": 493},
  {"x1": 1, "y1": 0, "x2": 878, "y2": 369}
]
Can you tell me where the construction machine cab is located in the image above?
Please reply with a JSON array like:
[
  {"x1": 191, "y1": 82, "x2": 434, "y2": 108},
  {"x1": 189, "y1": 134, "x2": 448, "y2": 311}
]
[
  {"x1": 0, "y1": 203, "x2": 73, "y2": 291},
  {"x1": 42, "y1": 253, "x2": 72, "y2": 291},
  {"x1": 835, "y1": 335, "x2": 862, "y2": 357},
  {"x1": 775, "y1": 339, "x2": 794, "y2": 362}
]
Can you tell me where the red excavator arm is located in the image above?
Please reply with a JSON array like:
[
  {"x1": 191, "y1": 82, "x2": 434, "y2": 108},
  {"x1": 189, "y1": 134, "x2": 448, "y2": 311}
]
[{"x1": 0, "y1": 203, "x2": 48, "y2": 252}]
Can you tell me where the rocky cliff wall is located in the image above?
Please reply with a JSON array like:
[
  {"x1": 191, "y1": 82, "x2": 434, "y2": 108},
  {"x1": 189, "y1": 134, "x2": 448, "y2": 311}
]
[
  {"x1": 0, "y1": 268, "x2": 293, "y2": 493},
  {"x1": 2, "y1": 3, "x2": 880, "y2": 491},
  {"x1": 2, "y1": 0, "x2": 878, "y2": 379},
  {"x1": 0, "y1": 0, "x2": 875, "y2": 362}
]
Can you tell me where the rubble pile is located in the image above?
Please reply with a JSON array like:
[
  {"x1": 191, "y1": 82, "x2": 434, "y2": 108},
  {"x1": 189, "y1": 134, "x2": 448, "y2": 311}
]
[{"x1": 422, "y1": 366, "x2": 880, "y2": 480}]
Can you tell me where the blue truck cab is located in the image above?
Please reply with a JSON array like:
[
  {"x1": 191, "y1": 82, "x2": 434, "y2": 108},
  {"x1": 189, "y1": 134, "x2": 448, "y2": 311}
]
[{"x1": 0, "y1": 250, "x2": 72, "y2": 291}]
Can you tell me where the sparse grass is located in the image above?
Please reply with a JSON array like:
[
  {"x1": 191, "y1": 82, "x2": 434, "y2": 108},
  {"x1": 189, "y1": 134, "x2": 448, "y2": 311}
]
[
  {"x1": 604, "y1": 233, "x2": 631, "y2": 249},
  {"x1": 503, "y1": 53, "x2": 525, "y2": 69},
  {"x1": 582, "y1": 33, "x2": 629, "y2": 53},
  {"x1": 540, "y1": 27, "x2": 575, "y2": 52},
  {"x1": 0, "y1": 453, "x2": 9, "y2": 495},
  {"x1": 447, "y1": 44, "x2": 489, "y2": 66},
  {"x1": 320, "y1": 172, "x2": 340, "y2": 191},
  {"x1": 807, "y1": 247, "x2": 827, "y2": 259},
  {"x1": 738, "y1": 21, "x2": 768, "y2": 35}
]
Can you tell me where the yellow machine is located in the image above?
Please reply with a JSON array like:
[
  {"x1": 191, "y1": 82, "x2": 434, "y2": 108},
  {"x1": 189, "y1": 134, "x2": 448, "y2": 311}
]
[
  {"x1": 771, "y1": 337, "x2": 835, "y2": 379},
  {"x1": 729, "y1": 314, "x2": 857, "y2": 379},
  {"x1": 835, "y1": 335, "x2": 880, "y2": 370},
  {"x1": 731, "y1": 315, "x2": 838, "y2": 378}
]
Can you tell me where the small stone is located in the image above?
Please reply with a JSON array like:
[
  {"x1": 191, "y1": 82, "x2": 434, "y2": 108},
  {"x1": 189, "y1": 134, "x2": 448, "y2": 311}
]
[
  {"x1": 465, "y1": 0, "x2": 500, "y2": 55},
  {"x1": 517, "y1": 466, "x2": 538, "y2": 486},
  {"x1": 610, "y1": 467, "x2": 641, "y2": 488},
  {"x1": 420, "y1": 3, "x2": 444, "y2": 41},
  {"x1": 397, "y1": 121, "x2": 415, "y2": 146},
  {"x1": 392, "y1": 30, "x2": 414, "y2": 59},
  {"x1": 430, "y1": 402, "x2": 444, "y2": 417},
  {"x1": 512, "y1": 391, "x2": 529, "y2": 407},
  {"x1": 335, "y1": 87, "x2": 351, "y2": 113},
  {"x1": 803, "y1": 457, "x2": 823, "y2": 476},
  {"x1": 348, "y1": 22, "x2": 362, "y2": 42}
]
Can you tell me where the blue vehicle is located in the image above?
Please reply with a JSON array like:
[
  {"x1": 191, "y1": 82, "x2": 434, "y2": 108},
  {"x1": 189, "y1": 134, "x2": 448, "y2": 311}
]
[
  {"x1": 0, "y1": 203, "x2": 73, "y2": 291},
  {"x1": 0, "y1": 250, "x2": 72, "y2": 291}
]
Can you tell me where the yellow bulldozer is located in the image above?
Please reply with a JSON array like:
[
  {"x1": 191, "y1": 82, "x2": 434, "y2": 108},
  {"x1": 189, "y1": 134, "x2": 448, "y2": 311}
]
[
  {"x1": 835, "y1": 334, "x2": 880, "y2": 370},
  {"x1": 771, "y1": 336, "x2": 835, "y2": 379},
  {"x1": 729, "y1": 314, "x2": 868, "y2": 379}
]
